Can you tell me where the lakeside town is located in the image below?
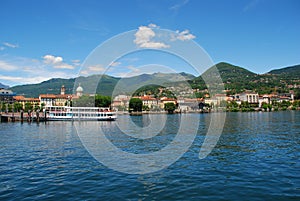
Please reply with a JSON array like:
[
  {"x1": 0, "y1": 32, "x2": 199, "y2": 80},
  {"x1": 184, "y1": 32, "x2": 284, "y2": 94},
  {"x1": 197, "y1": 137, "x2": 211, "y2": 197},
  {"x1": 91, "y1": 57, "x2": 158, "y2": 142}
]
[{"x1": 1, "y1": 82, "x2": 299, "y2": 118}]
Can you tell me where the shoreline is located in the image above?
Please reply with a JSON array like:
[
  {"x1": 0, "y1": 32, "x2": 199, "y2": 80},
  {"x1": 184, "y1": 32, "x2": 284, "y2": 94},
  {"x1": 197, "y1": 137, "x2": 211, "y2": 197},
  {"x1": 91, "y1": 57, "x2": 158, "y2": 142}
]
[
  {"x1": 118, "y1": 107, "x2": 300, "y2": 114},
  {"x1": 1, "y1": 108, "x2": 300, "y2": 123}
]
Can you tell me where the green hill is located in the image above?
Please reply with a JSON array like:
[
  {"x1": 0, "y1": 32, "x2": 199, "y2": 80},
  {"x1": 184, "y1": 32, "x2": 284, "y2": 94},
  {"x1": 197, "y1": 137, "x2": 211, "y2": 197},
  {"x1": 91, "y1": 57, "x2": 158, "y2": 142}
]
[
  {"x1": 9, "y1": 75, "x2": 120, "y2": 97},
  {"x1": 10, "y1": 78, "x2": 75, "y2": 97},
  {"x1": 268, "y1": 64, "x2": 300, "y2": 79},
  {"x1": 190, "y1": 62, "x2": 259, "y2": 93},
  {"x1": 9, "y1": 72, "x2": 195, "y2": 97},
  {"x1": 214, "y1": 62, "x2": 257, "y2": 81},
  {"x1": 190, "y1": 62, "x2": 300, "y2": 95},
  {"x1": 214, "y1": 62, "x2": 259, "y2": 93},
  {"x1": 8, "y1": 63, "x2": 300, "y2": 98}
]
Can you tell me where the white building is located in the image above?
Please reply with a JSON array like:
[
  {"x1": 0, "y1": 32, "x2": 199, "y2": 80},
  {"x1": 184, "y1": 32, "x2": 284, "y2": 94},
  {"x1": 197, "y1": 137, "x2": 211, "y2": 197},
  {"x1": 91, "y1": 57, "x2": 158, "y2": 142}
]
[
  {"x1": 0, "y1": 89, "x2": 16, "y2": 104},
  {"x1": 239, "y1": 92, "x2": 259, "y2": 104},
  {"x1": 76, "y1": 84, "x2": 83, "y2": 97},
  {"x1": 39, "y1": 85, "x2": 72, "y2": 107},
  {"x1": 258, "y1": 95, "x2": 271, "y2": 107}
]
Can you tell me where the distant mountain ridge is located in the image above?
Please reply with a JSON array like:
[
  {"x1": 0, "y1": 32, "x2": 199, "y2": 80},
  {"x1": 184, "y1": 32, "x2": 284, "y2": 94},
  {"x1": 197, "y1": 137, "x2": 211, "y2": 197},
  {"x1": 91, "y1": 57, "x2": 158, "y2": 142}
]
[
  {"x1": 267, "y1": 64, "x2": 300, "y2": 79},
  {"x1": 7, "y1": 62, "x2": 300, "y2": 97},
  {"x1": 9, "y1": 72, "x2": 195, "y2": 97},
  {"x1": 0, "y1": 82, "x2": 9, "y2": 89},
  {"x1": 190, "y1": 62, "x2": 300, "y2": 95}
]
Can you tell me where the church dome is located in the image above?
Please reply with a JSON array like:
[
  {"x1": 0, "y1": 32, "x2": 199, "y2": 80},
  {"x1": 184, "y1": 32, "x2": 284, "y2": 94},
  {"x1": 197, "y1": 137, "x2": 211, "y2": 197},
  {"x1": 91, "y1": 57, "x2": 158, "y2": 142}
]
[
  {"x1": 76, "y1": 84, "x2": 84, "y2": 97},
  {"x1": 76, "y1": 84, "x2": 83, "y2": 92}
]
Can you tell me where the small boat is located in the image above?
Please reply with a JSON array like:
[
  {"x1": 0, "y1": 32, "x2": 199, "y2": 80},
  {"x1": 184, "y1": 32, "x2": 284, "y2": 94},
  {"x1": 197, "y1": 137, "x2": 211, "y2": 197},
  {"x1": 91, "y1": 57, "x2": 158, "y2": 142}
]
[{"x1": 45, "y1": 106, "x2": 117, "y2": 121}]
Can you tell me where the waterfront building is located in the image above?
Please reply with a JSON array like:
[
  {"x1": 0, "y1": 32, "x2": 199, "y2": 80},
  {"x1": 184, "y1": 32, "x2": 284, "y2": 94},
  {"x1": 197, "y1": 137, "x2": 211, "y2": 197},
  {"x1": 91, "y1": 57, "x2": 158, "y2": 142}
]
[
  {"x1": 258, "y1": 95, "x2": 271, "y2": 107},
  {"x1": 111, "y1": 95, "x2": 130, "y2": 111},
  {"x1": 239, "y1": 92, "x2": 259, "y2": 104},
  {"x1": 13, "y1": 96, "x2": 40, "y2": 109},
  {"x1": 160, "y1": 97, "x2": 177, "y2": 109},
  {"x1": 278, "y1": 92, "x2": 294, "y2": 102},
  {"x1": 205, "y1": 94, "x2": 227, "y2": 107},
  {"x1": 61, "y1": 85, "x2": 66, "y2": 95},
  {"x1": 140, "y1": 95, "x2": 159, "y2": 109},
  {"x1": 39, "y1": 94, "x2": 72, "y2": 107},
  {"x1": 0, "y1": 88, "x2": 16, "y2": 104},
  {"x1": 39, "y1": 85, "x2": 72, "y2": 107},
  {"x1": 177, "y1": 98, "x2": 199, "y2": 112},
  {"x1": 76, "y1": 84, "x2": 83, "y2": 97}
]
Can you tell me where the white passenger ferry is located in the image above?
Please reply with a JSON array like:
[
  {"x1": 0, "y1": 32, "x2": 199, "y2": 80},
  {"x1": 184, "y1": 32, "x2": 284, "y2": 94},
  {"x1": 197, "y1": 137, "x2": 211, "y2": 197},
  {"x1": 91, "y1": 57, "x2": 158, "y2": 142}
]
[{"x1": 45, "y1": 106, "x2": 117, "y2": 121}]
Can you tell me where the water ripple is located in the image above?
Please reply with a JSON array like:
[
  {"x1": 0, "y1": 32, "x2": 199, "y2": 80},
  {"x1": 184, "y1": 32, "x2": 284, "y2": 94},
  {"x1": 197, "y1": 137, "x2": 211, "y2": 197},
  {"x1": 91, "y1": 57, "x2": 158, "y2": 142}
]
[{"x1": 0, "y1": 111, "x2": 299, "y2": 200}]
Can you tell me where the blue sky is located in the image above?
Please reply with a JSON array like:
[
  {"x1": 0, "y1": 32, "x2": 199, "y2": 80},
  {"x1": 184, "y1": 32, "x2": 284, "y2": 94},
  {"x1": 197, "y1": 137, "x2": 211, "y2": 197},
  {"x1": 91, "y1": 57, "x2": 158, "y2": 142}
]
[{"x1": 0, "y1": 0, "x2": 299, "y2": 86}]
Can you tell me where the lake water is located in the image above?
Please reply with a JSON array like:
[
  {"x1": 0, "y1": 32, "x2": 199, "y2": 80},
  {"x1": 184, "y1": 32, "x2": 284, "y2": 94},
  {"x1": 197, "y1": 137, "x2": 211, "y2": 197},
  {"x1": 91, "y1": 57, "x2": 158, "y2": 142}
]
[{"x1": 0, "y1": 111, "x2": 299, "y2": 200}]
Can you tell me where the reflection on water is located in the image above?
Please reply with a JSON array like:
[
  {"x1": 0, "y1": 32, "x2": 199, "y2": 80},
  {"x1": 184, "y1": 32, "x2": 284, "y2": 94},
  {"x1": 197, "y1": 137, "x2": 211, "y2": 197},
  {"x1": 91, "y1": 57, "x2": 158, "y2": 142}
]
[{"x1": 0, "y1": 111, "x2": 299, "y2": 200}]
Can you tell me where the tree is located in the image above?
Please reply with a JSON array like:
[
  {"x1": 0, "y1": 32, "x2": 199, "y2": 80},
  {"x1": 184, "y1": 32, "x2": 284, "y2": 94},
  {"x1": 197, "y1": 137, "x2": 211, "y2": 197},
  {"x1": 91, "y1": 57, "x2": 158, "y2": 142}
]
[
  {"x1": 280, "y1": 100, "x2": 291, "y2": 109},
  {"x1": 268, "y1": 104, "x2": 272, "y2": 111},
  {"x1": 292, "y1": 100, "x2": 300, "y2": 107},
  {"x1": 240, "y1": 101, "x2": 250, "y2": 109},
  {"x1": 95, "y1": 95, "x2": 111, "y2": 107},
  {"x1": 195, "y1": 92, "x2": 205, "y2": 99},
  {"x1": 142, "y1": 105, "x2": 150, "y2": 111},
  {"x1": 227, "y1": 100, "x2": 239, "y2": 112},
  {"x1": 160, "y1": 90, "x2": 176, "y2": 99},
  {"x1": 240, "y1": 101, "x2": 254, "y2": 112},
  {"x1": 24, "y1": 102, "x2": 33, "y2": 112},
  {"x1": 294, "y1": 89, "x2": 300, "y2": 100},
  {"x1": 13, "y1": 102, "x2": 23, "y2": 112},
  {"x1": 34, "y1": 103, "x2": 40, "y2": 111},
  {"x1": 8, "y1": 104, "x2": 12, "y2": 112},
  {"x1": 1, "y1": 102, "x2": 5, "y2": 112},
  {"x1": 129, "y1": 98, "x2": 142, "y2": 112},
  {"x1": 261, "y1": 102, "x2": 272, "y2": 111},
  {"x1": 164, "y1": 102, "x2": 176, "y2": 114},
  {"x1": 133, "y1": 84, "x2": 162, "y2": 97},
  {"x1": 73, "y1": 95, "x2": 94, "y2": 107}
]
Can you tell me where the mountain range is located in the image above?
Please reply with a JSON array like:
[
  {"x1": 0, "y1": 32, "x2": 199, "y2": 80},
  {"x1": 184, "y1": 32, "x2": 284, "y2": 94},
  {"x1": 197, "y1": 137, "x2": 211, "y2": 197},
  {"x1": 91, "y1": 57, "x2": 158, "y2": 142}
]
[
  {"x1": 8, "y1": 62, "x2": 300, "y2": 98},
  {"x1": 0, "y1": 82, "x2": 9, "y2": 89},
  {"x1": 9, "y1": 72, "x2": 195, "y2": 97}
]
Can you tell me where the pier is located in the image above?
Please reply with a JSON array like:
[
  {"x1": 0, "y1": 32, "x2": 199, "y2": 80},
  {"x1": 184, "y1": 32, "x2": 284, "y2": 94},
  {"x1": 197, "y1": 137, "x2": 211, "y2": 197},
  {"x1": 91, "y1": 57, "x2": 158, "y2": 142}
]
[{"x1": 0, "y1": 111, "x2": 47, "y2": 123}]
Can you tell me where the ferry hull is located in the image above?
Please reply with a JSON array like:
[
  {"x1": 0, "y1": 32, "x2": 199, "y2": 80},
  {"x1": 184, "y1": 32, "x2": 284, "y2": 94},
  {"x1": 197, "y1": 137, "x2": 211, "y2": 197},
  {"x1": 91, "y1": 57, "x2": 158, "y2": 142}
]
[
  {"x1": 46, "y1": 117, "x2": 117, "y2": 121},
  {"x1": 45, "y1": 106, "x2": 117, "y2": 121}
]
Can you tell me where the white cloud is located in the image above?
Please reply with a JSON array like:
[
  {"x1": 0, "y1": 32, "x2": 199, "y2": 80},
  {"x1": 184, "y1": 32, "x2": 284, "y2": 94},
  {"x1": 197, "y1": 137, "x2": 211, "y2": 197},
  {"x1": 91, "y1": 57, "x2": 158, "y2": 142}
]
[
  {"x1": 72, "y1": 59, "x2": 80, "y2": 63},
  {"x1": 80, "y1": 70, "x2": 88, "y2": 75},
  {"x1": 0, "y1": 69, "x2": 77, "y2": 85},
  {"x1": 80, "y1": 64, "x2": 106, "y2": 75},
  {"x1": 0, "y1": 56, "x2": 78, "y2": 86},
  {"x1": 43, "y1": 55, "x2": 63, "y2": 64},
  {"x1": 148, "y1": 23, "x2": 159, "y2": 28},
  {"x1": 0, "y1": 60, "x2": 18, "y2": 71},
  {"x1": 139, "y1": 41, "x2": 170, "y2": 49},
  {"x1": 115, "y1": 65, "x2": 141, "y2": 77},
  {"x1": 134, "y1": 26, "x2": 155, "y2": 45},
  {"x1": 88, "y1": 64, "x2": 106, "y2": 72},
  {"x1": 0, "y1": 46, "x2": 5, "y2": 51},
  {"x1": 53, "y1": 63, "x2": 74, "y2": 69},
  {"x1": 134, "y1": 24, "x2": 170, "y2": 49},
  {"x1": 3, "y1": 42, "x2": 19, "y2": 48},
  {"x1": 72, "y1": 59, "x2": 81, "y2": 66},
  {"x1": 127, "y1": 65, "x2": 140, "y2": 73},
  {"x1": 172, "y1": 29, "x2": 196, "y2": 41},
  {"x1": 134, "y1": 24, "x2": 195, "y2": 48},
  {"x1": 0, "y1": 75, "x2": 52, "y2": 84},
  {"x1": 42, "y1": 54, "x2": 74, "y2": 69}
]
